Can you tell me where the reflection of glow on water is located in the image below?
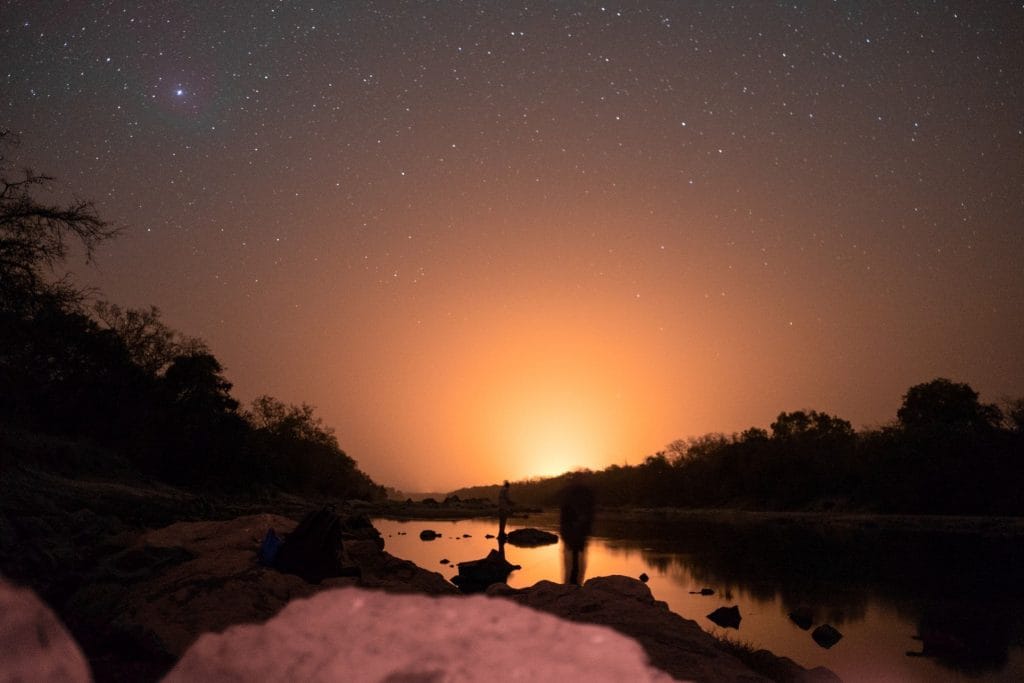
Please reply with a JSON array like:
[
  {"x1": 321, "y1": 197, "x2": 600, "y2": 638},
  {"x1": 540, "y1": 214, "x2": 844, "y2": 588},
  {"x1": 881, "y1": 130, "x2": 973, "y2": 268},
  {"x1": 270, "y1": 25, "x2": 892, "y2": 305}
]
[
  {"x1": 375, "y1": 518, "x2": 562, "y2": 588},
  {"x1": 374, "y1": 517, "x2": 1024, "y2": 683}
]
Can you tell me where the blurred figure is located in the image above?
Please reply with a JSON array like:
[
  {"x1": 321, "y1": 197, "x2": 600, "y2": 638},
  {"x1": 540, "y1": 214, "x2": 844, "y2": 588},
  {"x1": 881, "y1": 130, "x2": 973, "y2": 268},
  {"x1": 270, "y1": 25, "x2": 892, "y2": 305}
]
[
  {"x1": 497, "y1": 480, "x2": 513, "y2": 542},
  {"x1": 559, "y1": 477, "x2": 595, "y2": 585}
]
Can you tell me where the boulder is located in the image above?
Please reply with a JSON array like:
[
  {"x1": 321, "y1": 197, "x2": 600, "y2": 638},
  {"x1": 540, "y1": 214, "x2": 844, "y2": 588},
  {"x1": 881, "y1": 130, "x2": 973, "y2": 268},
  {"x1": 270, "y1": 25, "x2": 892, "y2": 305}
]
[
  {"x1": 274, "y1": 508, "x2": 356, "y2": 584},
  {"x1": 338, "y1": 513, "x2": 385, "y2": 550},
  {"x1": 0, "y1": 578, "x2": 91, "y2": 683},
  {"x1": 419, "y1": 529, "x2": 439, "y2": 541},
  {"x1": 325, "y1": 538, "x2": 456, "y2": 596},
  {"x1": 165, "y1": 586, "x2": 676, "y2": 682},
  {"x1": 812, "y1": 624, "x2": 843, "y2": 649},
  {"x1": 788, "y1": 606, "x2": 814, "y2": 631},
  {"x1": 451, "y1": 550, "x2": 521, "y2": 593},
  {"x1": 506, "y1": 527, "x2": 559, "y2": 547},
  {"x1": 495, "y1": 577, "x2": 840, "y2": 682},
  {"x1": 707, "y1": 606, "x2": 742, "y2": 629}
]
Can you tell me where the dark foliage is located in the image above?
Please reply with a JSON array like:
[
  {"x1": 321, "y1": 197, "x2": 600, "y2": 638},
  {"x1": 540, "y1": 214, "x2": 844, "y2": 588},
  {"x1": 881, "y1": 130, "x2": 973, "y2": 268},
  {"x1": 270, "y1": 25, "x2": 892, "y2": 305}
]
[
  {"x1": 465, "y1": 386, "x2": 1023, "y2": 515},
  {"x1": 1, "y1": 129, "x2": 119, "y2": 314},
  {"x1": 0, "y1": 131, "x2": 384, "y2": 501},
  {"x1": 243, "y1": 395, "x2": 383, "y2": 500}
]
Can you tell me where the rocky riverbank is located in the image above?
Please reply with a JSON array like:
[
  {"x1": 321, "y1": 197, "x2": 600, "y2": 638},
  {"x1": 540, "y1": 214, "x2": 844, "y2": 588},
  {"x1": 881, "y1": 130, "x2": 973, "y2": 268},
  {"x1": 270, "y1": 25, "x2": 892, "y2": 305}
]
[{"x1": 1, "y1": 465, "x2": 838, "y2": 681}]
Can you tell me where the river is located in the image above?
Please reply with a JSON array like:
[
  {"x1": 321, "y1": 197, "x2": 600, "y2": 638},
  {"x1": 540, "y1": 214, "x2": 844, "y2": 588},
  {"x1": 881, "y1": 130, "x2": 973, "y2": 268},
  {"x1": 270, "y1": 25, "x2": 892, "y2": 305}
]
[{"x1": 374, "y1": 512, "x2": 1024, "y2": 682}]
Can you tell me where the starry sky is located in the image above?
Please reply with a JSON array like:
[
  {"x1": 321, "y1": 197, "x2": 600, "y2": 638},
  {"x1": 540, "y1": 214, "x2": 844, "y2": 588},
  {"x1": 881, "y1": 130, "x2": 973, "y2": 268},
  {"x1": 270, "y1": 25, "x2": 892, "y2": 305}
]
[{"x1": 3, "y1": 1, "x2": 1022, "y2": 491}]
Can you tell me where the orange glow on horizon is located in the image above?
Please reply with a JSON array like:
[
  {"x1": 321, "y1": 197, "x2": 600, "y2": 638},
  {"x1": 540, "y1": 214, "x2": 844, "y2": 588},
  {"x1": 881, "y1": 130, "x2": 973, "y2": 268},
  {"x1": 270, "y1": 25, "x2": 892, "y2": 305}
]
[{"x1": 435, "y1": 305, "x2": 679, "y2": 487}]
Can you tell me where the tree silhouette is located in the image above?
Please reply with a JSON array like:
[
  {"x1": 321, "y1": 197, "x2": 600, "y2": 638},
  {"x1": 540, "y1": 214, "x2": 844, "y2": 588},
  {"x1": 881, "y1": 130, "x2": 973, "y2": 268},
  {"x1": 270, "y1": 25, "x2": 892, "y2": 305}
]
[
  {"x1": 245, "y1": 395, "x2": 337, "y2": 447},
  {"x1": 243, "y1": 395, "x2": 382, "y2": 498},
  {"x1": 489, "y1": 378, "x2": 1022, "y2": 515},
  {"x1": 897, "y1": 378, "x2": 1001, "y2": 438},
  {"x1": 163, "y1": 352, "x2": 239, "y2": 415},
  {"x1": 93, "y1": 301, "x2": 208, "y2": 375},
  {"x1": 770, "y1": 410, "x2": 854, "y2": 443},
  {"x1": 1004, "y1": 398, "x2": 1024, "y2": 433},
  {"x1": 0, "y1": 129, "x2": 119, "y2": 313}
]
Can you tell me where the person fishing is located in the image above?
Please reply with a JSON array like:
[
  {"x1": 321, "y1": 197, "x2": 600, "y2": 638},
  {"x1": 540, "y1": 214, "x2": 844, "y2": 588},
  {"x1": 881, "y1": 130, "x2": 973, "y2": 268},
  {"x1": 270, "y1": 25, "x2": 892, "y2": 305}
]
[{"x1": 497, "y1": 480, "x2": 513, "y2": 542}]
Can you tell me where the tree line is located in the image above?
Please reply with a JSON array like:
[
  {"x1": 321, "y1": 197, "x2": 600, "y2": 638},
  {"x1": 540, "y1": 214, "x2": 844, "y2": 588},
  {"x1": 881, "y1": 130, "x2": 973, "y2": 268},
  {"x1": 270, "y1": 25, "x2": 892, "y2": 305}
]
[
  {"x1": 457, "y1": 380, "x2": 1023, "y2": 515},
  {"x1": 0, "y1": 130, "x2": 384, "y2": 500}
]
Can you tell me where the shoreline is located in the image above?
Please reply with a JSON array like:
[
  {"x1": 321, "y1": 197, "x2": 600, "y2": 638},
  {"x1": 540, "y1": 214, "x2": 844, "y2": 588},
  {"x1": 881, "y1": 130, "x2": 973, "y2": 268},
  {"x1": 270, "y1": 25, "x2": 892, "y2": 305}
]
[{"x1": 367, "y1": 498, "x2": 1024, "y2": 538}]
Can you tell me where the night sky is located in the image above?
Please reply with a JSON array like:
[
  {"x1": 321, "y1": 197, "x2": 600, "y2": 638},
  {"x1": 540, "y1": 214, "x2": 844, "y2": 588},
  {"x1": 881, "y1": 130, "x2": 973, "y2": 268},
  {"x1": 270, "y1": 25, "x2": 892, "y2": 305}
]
[{"x1": 3, "y1": 2, "x2": 1022, "y2": 491}]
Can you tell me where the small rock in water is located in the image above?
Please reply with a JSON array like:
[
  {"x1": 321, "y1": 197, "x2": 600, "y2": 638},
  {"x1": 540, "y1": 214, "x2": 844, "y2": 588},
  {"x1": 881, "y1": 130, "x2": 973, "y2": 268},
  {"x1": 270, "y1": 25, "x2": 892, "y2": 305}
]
[
  {"x1": 690, "y1": 587, "x2": 714, "y2": 596},
  {"x1": 812, "y1": 624, "x2": 843, "y2": 649},
  {"x1": 485, "y1": 534, "x2": 495, "y2": 539},
  {"x1": 506, "y1": 528, "x2": 558, "y2": 547},
  {"x1": 638, "y1": 573, "x2": 649, "y2": 583},
  {"x1": 451, "y1": 550, "x2": 521, "y2": 594},
  {"x1": 419, "y1": 530, "x2": 439, "y2": 541},
  {"x1": 788, "y1": 606, "x2": 814, "y2": 631},
  {"x1": 440, "y1": 559, "x2": 449, "y2": 565},
  {"x1": 707, "y1": 606, "x2": 742, "y2": 629},
  {"x1": 462, "y1": 534, "x2": 471, "y2": 538}
]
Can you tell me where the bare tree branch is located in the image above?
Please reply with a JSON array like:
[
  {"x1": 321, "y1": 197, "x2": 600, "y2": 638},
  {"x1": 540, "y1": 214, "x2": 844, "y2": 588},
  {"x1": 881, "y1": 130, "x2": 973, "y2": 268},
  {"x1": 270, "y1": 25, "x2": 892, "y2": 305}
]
[{"x1": 1, "y1": 129, "x2": 120, "y2": 313}]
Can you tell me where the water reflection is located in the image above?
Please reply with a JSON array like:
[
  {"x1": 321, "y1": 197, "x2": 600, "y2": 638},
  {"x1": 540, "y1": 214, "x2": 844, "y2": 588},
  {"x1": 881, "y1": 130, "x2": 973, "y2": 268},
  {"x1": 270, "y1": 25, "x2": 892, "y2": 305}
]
[
  {"x1": 602, "y1": 515, "x2": 1024, "y2": 678},
  {"x1": 374, "y1": 515, "x2": 1024, "y2": 682},
  {"x1": 559, "y1": 478, "x2": 595, "y2": 585}
]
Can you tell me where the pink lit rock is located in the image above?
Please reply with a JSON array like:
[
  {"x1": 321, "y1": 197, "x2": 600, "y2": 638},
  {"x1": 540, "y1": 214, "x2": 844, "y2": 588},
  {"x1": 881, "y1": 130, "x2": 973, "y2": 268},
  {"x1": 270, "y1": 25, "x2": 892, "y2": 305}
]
[
  {"x1": 165, "y1": 586, "x2": 676, "y2": 682},
  {"x1": 0, "y1": 578, "x2": 91, "y2": 683}
]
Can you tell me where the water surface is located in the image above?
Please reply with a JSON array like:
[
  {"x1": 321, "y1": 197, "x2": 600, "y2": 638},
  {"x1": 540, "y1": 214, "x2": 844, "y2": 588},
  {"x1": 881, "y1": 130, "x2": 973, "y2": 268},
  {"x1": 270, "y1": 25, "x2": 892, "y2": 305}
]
[{"x1": 375, "y1": 514, "x2": 1024, "y2": 682}]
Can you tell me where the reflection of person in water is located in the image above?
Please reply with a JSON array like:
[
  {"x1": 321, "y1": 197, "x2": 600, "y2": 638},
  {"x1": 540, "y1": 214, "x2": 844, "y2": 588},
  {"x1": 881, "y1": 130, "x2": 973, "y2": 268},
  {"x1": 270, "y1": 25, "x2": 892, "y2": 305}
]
[
  {"x1": 497, "y1": 480, "x2": 512, "y2": 541},
  {"x1": 559, "y1": 477, "x2": 595, "y2": 585}
]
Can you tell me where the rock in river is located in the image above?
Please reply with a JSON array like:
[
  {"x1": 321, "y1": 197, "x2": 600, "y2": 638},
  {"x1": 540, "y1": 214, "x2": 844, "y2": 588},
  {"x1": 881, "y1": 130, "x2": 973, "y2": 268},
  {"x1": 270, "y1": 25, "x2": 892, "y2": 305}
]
[
  {"x1": 707, "y1": 605, "x2": 742, "y2": 629},
  {"x1": 506, "y1": 527, "x2": 558, "y2": 547},
  {"x1": 812, "y1": 624, "x2": 843, "y2": 649},
  {"x1": 451, "y1": 549, "x2": 521, "y2": 593}
]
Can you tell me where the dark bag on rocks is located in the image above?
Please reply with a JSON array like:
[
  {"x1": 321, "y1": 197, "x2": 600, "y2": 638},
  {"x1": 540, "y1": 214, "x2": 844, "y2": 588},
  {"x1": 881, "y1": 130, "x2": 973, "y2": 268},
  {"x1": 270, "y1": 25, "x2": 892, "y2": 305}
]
[{"x1": 275, "y1": 506, "x2": 355, "y2": 584}]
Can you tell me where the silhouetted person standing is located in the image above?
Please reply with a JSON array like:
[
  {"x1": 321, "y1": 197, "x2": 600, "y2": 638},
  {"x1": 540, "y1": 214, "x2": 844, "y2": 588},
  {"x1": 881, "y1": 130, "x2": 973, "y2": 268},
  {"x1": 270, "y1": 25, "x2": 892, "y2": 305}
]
[
  {"x1": 559, "y1": 477, "x2": 595, "y2": 585},
  {"x1": 497, "y1": 480, "x2": 513, "y2": 542}
]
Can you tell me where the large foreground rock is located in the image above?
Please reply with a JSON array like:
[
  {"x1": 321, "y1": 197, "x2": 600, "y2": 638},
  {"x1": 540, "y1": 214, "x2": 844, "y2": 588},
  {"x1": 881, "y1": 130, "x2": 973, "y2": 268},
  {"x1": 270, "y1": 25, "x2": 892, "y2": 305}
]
[
  {"x1": 165, "y1": 586, "x2": 676, "y2": 682},
  {"x1": 0, "y1": 578, "x2": 91, "y2": 683},
  {"x1": 490, "y1": 575, "x2": 839, "y2": 683}
]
